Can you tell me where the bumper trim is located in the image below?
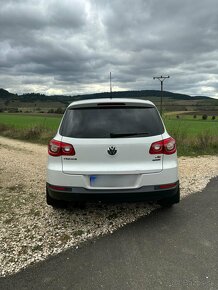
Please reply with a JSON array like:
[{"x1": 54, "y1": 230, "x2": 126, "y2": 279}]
[{"x1": 46, "y1": 181, "x2": 179, "y2": 202}]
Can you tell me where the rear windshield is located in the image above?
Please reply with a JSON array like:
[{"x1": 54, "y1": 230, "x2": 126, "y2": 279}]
[{"x1": 60, "y1": 106, "x2": 164, "y2": 138}]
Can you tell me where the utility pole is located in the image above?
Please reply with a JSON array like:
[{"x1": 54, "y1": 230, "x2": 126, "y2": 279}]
[
  {"x1": 153, "y1": 75, "x2": 170, "y2": 116},
  {"x1": 110, "y1": 72, "x2": 112, "y2": 98}
]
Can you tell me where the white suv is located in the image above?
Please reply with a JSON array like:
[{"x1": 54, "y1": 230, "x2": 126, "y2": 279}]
[{"x1": 46, "y1": 98, "x2": 180, "y2": 207}]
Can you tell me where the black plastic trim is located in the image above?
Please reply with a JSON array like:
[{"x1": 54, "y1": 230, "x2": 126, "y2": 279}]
[{"x1": 46, "y1": 181, "x2": 179, "y2": 202}]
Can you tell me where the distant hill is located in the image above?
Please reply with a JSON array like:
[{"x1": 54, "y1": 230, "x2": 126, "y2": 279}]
[
  {"x1": 72, "y1": 90, "x2": 211, "y2": 101},
  {"x1": 0, "y1": 88, "x2": 16, "y2": 99},
  {"x1": 0, "y1": 88, "x2": 212, "y2": 102},
  {"x1": 1, "y1": 88, "x2": 218, "y2": 114}
]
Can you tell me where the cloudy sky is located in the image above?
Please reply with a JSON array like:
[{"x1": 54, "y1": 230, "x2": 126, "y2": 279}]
[{"x1": 0, "y1": 0, "x2": 218, "y2": 98}]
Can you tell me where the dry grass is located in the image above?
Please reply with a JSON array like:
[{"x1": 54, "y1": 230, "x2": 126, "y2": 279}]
[{"x1": 0, "y1": 124, "x2": 54, "y2": 144}]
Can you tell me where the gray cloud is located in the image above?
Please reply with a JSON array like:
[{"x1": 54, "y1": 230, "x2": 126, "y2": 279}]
[{"x1": 0, "y1": 0, "x2": 218, "y2": 97}]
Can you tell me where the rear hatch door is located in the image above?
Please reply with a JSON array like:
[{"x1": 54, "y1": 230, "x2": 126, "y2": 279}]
[{"x1": 60, "y1": 103, "x2": 164, "y2": 175}]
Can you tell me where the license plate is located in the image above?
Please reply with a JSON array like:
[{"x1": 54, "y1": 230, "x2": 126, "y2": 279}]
[
  {"x1": 89, "y1": 175, "x2": 137, "y2": 188},
  {"x1": 90, "y1": 175, "x2": 97, "y2": 186}
]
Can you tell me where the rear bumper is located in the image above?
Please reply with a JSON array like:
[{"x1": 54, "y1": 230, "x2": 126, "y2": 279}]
[{"x1": 46, "y1": 181, "x2": 179, "y2": 202}]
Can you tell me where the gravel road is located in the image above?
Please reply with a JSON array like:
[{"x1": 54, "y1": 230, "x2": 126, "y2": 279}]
[{"x1": 0, "y1": 136, "x2": 217, "y2": 277}]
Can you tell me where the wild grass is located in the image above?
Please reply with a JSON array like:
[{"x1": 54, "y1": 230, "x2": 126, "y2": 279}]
[
  {"x1": 0, "y1": 113, "x2": 62, "y2": 143},
  {"x1": 0, "y1": 123, "x2": 55, "y2": 144},
  {"x1": 164, "y1": 115, "x2": 218, "y2": 156},
  {"x1": 0, "y1": 113, "x2": 218, "y2": 155}
]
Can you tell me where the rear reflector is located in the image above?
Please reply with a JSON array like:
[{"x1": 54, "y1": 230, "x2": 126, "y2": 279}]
[
  {"x1": 48, "y1": 185, "x2": 66, "y2": 191},
  {"x1": 159, "y1": 183, "x2": 177, "y2": 189}
]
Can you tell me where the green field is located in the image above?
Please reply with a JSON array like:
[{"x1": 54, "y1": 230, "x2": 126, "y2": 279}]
[
  {"x1": 0, "y1": 113, "x2": 218, "y2": 156},
  {"x1": 165, "y1": 118, "x2": 218, "y2": 136},
  {"x1": 0, "y1": 113, "x2": 61, "y2": 144},
  {"x1": 0, "y1": 113, "x2": 61, "y2": 130},
  {"x1": 1, "y1": 113, "x2": 217, "y2": 134}
]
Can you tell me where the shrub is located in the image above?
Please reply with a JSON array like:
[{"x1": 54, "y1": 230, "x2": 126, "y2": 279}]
[
  {"x1": 24, "y1": 126, "x2": 43, "y2": 139},
  {"x1": 8, "y1": 108, "x2": 19, "y2": 113},
  {"x1": 202, "y1": 114, "x2": 208, "y2": 120},
  {"x1": 55, "y1": 107, "x2": 64, "y2": 114},
  {"x1": 176, "y1": 115, "x2": 180, "y2": 119},
  {"x1": 212, "y1": 116, "x2": 216, "y2": 120},
  {"x1": 0, "y1": 123, "x2": 10, "y2": 132},
  {"x1": 193, "y1": 115, "x2": 197, "y2": 119}
]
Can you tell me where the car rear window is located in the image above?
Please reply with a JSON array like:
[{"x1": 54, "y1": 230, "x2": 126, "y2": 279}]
[{"x1": 60, "y1": 106, "x2": 164, "y2": 138}]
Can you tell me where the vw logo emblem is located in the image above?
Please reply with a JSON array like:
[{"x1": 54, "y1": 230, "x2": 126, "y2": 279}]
[{"x1": 107, "y1": 146, "x2": 117, "y2": 156}]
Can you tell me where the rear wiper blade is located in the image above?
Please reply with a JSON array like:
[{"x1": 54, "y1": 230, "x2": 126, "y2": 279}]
[{"x1": 110, "y1": 132, "x2": 149, "y2": 138}]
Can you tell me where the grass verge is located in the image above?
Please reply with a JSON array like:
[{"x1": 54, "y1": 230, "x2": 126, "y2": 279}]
[
  {"x1": 0, "y1": 113, "x2": 218, "y2": 156},
  {"x1": 0, "y1": 123, "x2": 55, "y2": 145}
]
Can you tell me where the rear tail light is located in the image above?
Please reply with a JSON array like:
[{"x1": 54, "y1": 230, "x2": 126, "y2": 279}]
[
  {"x1": 48, "y1": 139, "x2": 75, "y2": 156},
  {"x1": 149, "y1": 137, "x2": 176, "y2": 155}
]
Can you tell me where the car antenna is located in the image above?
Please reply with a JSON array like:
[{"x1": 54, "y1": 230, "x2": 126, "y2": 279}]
[{"x1": 110, "y1": 72, "x2": 112, "y2": 99}]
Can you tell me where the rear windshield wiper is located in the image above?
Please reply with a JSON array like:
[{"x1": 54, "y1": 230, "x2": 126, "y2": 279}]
[{"x1": 110, "y1": 132, "x2": 149, "y2": 138}]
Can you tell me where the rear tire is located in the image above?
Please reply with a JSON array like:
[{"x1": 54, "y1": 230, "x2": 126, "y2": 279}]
[
  {"x1": 46, "y1": 189, "x2": 67, "y2": 209},
  {"x1": 158, "y1": 186, "x2": 180, "y2": 207}
]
